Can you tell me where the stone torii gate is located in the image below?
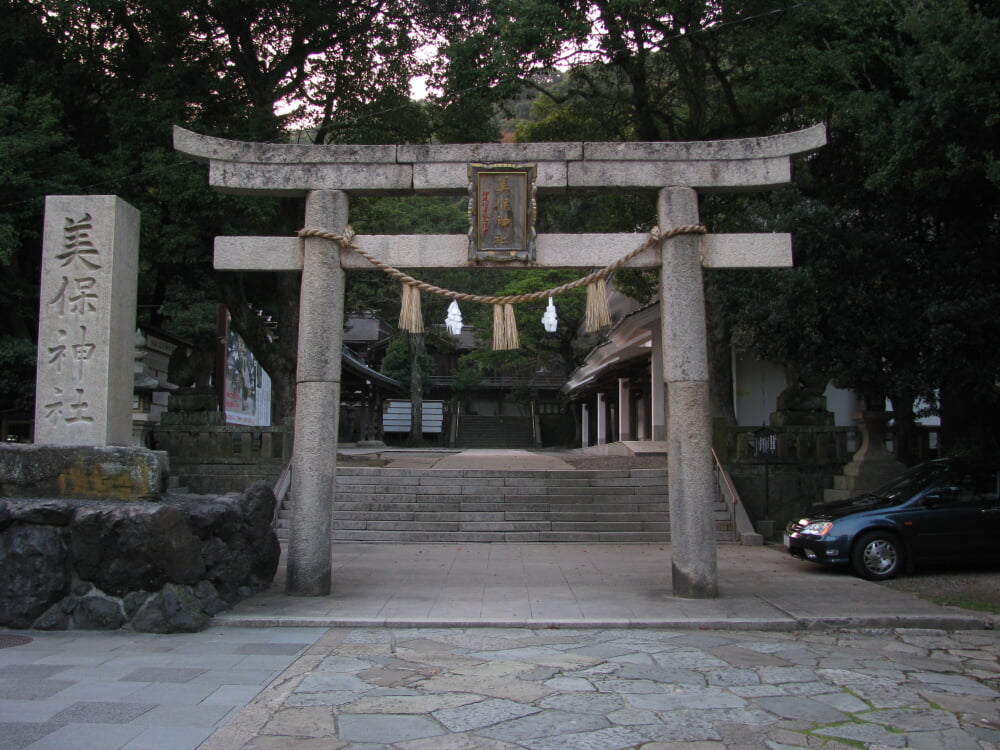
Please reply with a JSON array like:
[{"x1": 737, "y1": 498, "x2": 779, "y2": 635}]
[{"x1": 174, "y1": 124, "x2": 825, "y2": 599}]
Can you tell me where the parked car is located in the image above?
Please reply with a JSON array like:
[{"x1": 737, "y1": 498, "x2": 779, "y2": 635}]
[{"x1": 784, "y1": 457, "x2": 1000, "y2": 580}]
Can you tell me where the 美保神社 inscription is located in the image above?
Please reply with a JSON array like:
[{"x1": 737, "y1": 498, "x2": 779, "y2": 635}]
[
  {"x1": 468, "y1": 163, "x2": 537, "y2": 262},
  {"x1": 34, "y1": 196, "x2": 139, "y2": 447}
]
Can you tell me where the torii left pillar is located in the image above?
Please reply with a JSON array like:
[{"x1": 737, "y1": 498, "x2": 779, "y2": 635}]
[
  {"x1": 286, "y1": 190, "x2": 346, "y2": 595},
  {"x1": 660, "y1": 187, "x2": 716, "y2": 597}
]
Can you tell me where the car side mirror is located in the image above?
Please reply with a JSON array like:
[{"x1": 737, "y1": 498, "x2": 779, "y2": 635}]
[
  {"x1": 922, "y1": 493, "x2": 939, "y2": 507},
  {"x1": 923, "y1": 489, "x2": 957, "y2": 507}
]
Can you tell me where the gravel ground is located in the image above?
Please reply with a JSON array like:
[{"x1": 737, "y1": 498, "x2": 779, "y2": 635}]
[{"x1": 875, "y1": 561, "x2": 1000, "y2": 614}]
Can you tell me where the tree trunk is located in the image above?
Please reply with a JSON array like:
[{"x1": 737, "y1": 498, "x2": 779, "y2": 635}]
[{"x1": 406, "y1": 332, "x2": 425, "y2": 446}]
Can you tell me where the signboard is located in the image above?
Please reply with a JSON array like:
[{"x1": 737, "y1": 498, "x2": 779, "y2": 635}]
[
  {"x1": 753, "y1": 425, "x2": 778, "y2": 457},
  {"x1": 383, "y1": 400, "x2": 444, "y2": 433},
  {"x1": 221, "y1": 310, "x2": 272, "y2": 426},
  {"x1": 468, "y1": 163, "x2": 537, "y2": 262}
]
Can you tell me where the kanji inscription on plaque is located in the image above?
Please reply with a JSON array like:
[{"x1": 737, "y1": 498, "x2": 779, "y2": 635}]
[{"x1": 468, "y1": 163, "x2": 537, "y2": 262}]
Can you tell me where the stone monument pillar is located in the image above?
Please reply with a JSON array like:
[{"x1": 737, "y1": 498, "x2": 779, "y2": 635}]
[
  {"x1": 659, "y1": 187, "x2": 718, "y2": 598},
  {"x1": 34, "y1": 196, "x2": 139, "y2": 447},
  {"x1": 286, "y1": 190, "x2": 347, "y2": 596}
]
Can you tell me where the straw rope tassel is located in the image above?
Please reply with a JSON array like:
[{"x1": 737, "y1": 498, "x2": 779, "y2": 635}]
[
  {"x1": 585, "y1": 279, "x2": 612, "y2": 333},
  {"x1": 399, "y1": 283, "x2": 424, "y2": 333},
  {"x1": 297, "y1": 223, "x2": 706, "y2": 339},
  {"x1": 492, "y1": 303, "x2": 520, "y2": 350},
  {"x1": 504, "y1": 303, "x2": 519, "y2": 349}
]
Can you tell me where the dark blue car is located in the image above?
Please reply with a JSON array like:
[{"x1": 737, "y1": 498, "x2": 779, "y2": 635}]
[{"x1": 785, "y1": 457, "x2": 1000, "y2": 580}]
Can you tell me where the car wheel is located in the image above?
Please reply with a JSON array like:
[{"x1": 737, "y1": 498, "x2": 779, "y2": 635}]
[{"x1": 851, "y1": 531, "x2": 904, "y2": 580}]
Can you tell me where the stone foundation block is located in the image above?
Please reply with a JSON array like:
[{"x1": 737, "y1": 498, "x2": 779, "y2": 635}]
[{"x1": 0, "y1": 444, "x2": 168, "y2": 500}]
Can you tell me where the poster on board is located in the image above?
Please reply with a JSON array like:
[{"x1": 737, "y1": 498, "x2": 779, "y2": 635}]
[{"x1": 221, "y1": 309, "x2": 272, "y2": 426}]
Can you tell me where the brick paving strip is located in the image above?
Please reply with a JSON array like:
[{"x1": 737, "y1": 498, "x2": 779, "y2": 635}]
[{"x1": 202, "y1": 627, "x2": 1000, "y2": 750}]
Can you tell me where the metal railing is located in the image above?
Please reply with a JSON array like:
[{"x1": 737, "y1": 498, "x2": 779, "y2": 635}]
[{"x1": 712, "y1": 448, "x2": 762, "y2": 545}]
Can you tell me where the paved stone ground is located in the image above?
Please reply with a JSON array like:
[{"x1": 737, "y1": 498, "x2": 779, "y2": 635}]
[
  {"x1": 204, "y1": 626, "x2": 1000, "y2": 750},
  {"x1": 0, "y1": 627, "x2": 323, "y2": 750}
]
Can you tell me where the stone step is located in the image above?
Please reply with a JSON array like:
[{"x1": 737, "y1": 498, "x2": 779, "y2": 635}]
[
  {"x1": 282, "y1": 506, "x2": 728, "y2": 519},
  {"x1": 454, "y1": 416, "x2": 535, "y2": 449},
  {"x1": 335, "y1": 471, "x2": 668, "y2": 482},
  {"x1": 273, "y1": 465, "x2": 735, "y2": 544},
  {"x1": 324, "y1": 530, "x2": 734, "y2": 543},
  {"x1": 320, "y1": 504, "x2": 681, "y2": 516}
]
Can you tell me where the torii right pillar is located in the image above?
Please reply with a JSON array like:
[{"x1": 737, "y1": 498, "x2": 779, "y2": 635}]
[{"x1": 660, "y1": 186, "x2": 717, "y2": 597}]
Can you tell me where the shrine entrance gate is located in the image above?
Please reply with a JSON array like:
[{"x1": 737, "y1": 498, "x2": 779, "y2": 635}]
[{"x1": 175, "y1": 124, "x2": 826, "y2": 599}]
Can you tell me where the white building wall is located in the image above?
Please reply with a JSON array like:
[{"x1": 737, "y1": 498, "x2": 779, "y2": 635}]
[{"x1": 731, "y1": 352, "x2": 858, "y2": 427}]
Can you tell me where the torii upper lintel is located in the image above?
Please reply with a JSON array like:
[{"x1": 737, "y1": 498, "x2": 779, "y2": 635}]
[{"x1": 173, "y1": 124, "x2": 826, "y2": 196}]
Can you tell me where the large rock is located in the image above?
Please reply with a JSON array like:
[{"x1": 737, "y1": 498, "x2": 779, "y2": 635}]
[
  {"x1": 71, "y1": 503, "x2": 204, "y2": 595},
  {"x1": 74, "y1": 591, "x2": 127, "y2": 630},
  {"x1": 132, "y1": 583, "x2": 210, "y2": 633},
  {"x1": 182, "y1": 481, "x2": 280, "y2": 600},
  {"x1": 0, "y1": 524, "x2": 71, "y2": 628},
  {"x1": 0, "y1": 483, "x2": 280, "y2": 632}
]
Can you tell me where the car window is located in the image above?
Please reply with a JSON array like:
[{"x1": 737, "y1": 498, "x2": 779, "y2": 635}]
[
  {"x1": 874, "y1": 463, "x2": 950, "y2": 501},
  {"x1": 938, "y1": 469, "x2": 1000, "y2": 507}
]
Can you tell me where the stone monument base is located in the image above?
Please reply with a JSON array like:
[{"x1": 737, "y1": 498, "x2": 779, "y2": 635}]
[
  {"x1": 0, "y1": 444, "x2": 168, "y2": 500},
  {"x1": 0, "y1": 482, "x2": 280, "y2": 632}
]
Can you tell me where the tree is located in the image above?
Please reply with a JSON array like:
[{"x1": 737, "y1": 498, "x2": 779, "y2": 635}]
[
  {"x1": 0, "y1": 0, "x2": 447, "y2": 421},
  {"x1": 712, "y1": 0, "x2": 1000, "y2": 455},
  {"x1": 435, "y1": 0, "x2": 1000, "y2": 455},
  {"x1": 431, "y1": 0, "x2": 795, "y2": 141}
]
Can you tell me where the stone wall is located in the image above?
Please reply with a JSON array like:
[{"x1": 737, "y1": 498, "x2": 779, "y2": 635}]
[
  {"x1": 0, "y1": 482, "x2": 280, "y2": 632},
  {"x1": 727, "y1": 462, "x2": 845, "y2": 540},
  {"x1": 153, "y1": 422, "x2": 290, "y2": 494}
]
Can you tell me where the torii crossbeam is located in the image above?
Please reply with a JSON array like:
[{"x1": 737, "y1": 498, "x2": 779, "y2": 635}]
[{"x1": 175, "y1": 124, "x2": 826, "y2": 599}]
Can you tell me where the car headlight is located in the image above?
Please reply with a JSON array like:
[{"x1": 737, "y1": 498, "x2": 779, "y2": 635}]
[{"x1": 799, "y1": 521, "x2": 834, "y2": 537}]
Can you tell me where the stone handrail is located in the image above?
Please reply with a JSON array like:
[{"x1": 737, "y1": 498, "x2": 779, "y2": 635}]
[{"x1": 712, "y1": 448, "x2": 762, "y2": 546}]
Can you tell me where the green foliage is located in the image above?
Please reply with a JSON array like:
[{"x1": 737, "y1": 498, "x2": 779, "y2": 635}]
[
  {"x1": 0, "y1": 0, "x2": 454, "y2": 415},
  {"x1": 0, "y1": 336, "x2": 37, "y2": 412},
  {"x1": 380, "y1": 334, "x2": 435, "y2": 392},
  {"x1": 351, "y1": 195, "x2": 469, "y2": 235},
  {"x1": 705, "y1": 0, "x2": 1000, "y2": 449},
  {"x1": 429, "y1": 0, "x2": 1000, "y2": 450},
  {"x1": 3, "y1": 0, "x2": 997, "y2": 451}
]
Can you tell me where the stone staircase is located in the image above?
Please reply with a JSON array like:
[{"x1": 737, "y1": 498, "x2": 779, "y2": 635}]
[
  {"x1": 454, "y1": 416, "x2": 535, "y2": 449},
  {"x1": 275, "y1": 466, "x2": 735, "y2": 543}
]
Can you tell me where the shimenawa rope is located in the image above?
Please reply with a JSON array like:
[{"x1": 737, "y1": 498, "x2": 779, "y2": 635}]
[{"x1": 297, "y1": 224, "x2": 706, "y2": 348}]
